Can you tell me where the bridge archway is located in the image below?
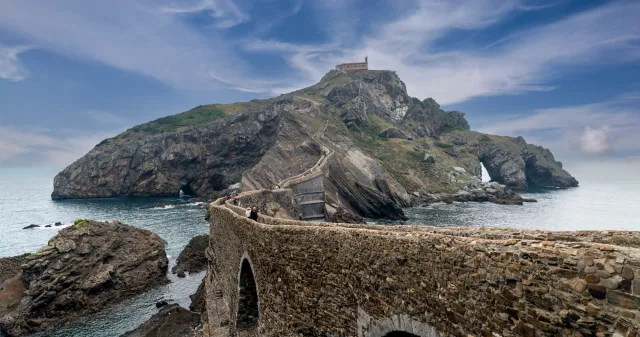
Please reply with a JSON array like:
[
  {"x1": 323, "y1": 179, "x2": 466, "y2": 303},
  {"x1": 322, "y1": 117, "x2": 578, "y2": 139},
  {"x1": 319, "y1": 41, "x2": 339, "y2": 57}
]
[
  {"x1": 383, "y1": 332, "x2": 420, "y2": 337},
  {"x1": 358, "y1": 310, "x2": 441, "y2": 337},
  {"x1": 235, "y1": 254, "x2": 259, "y2": 331}
]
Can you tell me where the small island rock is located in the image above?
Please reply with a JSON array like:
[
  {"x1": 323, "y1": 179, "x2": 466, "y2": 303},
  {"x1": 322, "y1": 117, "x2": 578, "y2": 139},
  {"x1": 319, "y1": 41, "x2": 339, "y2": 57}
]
[{"x1": 2, "y1": 220, "x2": 169, "y2": 336}]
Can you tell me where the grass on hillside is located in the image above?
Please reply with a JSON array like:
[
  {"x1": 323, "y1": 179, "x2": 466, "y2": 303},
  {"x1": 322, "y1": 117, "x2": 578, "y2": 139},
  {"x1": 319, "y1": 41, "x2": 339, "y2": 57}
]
[
  {"x1": 128, "y1": 105, "x2": 225, "y2": 135},
  {"x1": 344, "y1": 116, "x2": 461, "y2": 193},
  {"x1": 435, "y1": 142, "x2": 454, "y2": 149}
]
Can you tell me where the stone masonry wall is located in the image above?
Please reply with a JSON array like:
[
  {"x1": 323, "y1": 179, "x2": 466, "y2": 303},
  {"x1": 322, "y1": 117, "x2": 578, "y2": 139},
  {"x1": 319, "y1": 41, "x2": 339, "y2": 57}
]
[
  {"x1": 234, "y1": 189, "x2": 300, "y2": 220},
  {"x1": 207, "y1": 197, "x2": 640, "y2": 337}
]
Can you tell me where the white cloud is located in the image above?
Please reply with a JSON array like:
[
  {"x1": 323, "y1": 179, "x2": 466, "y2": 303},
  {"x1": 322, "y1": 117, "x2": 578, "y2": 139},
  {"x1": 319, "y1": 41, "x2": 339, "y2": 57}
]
[
  {"x1": 579, "y1": 126, "x2": 612, "y2": 156},
  {"x1": 0, "y1": 45, "x2": 30, "y2": 81},
  {"x1": 0, "y1": 125, "x2": 122, "y2": 168},
  {"x1": 244, "y1": 1, "x2": 640, "y2": 104},
  {"x1": 159, "y1": 0, "x2": 248, "y2": 28}
]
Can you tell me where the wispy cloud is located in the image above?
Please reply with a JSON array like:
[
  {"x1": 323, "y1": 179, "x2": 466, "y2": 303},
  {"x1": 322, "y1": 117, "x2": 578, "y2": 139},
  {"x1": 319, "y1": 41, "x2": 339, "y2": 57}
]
[
  {"x1": 0, "y1": 0, "x2": 258, "y2": 92},
  {"x1": 0, "y1": 45, "x2": 31, "y2": 81},
  {"x1": 159, "y1": 0, "x2": 248, "y2": 28},
  {"x1": 0, "y1": 124, "x2": 122, "y2": 168},
  {"x1": 244, "y1": 1, "x2": 640, "y2": 103}
]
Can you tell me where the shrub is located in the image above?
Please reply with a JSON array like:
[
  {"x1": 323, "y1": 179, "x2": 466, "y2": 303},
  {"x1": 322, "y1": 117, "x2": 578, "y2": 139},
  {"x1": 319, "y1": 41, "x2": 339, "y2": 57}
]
[
  {"x1": 435, "y1": 142, "x2": 453, "y2": 149},
  {"x1": 74, "y1": 219, "x2": 89, "y2": 228}
]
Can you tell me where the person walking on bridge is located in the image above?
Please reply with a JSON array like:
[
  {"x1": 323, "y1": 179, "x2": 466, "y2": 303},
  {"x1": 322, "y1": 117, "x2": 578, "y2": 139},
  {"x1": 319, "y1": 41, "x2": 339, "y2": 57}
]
[{"x1": 248, "y1": 207, "x2": 259, "y2": 221}]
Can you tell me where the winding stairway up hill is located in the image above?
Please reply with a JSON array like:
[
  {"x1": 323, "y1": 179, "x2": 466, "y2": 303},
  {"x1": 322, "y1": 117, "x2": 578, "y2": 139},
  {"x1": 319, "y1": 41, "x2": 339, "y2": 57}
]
[{"x1": 51, "y1": 70, "x2": 578, "y2": 220}]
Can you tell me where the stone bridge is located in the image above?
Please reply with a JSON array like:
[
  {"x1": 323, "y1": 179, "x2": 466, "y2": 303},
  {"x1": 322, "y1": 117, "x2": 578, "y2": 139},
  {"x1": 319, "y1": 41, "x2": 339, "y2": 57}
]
[{"x1": 203, "y1": 189, "x2": 640, "y2": 337}]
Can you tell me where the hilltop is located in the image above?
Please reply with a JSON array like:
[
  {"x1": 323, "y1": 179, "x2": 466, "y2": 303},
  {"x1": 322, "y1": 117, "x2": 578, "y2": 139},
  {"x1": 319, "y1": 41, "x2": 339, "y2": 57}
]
[{"x1": 51, "y1": 70, "x2": 578, "y2": 219}]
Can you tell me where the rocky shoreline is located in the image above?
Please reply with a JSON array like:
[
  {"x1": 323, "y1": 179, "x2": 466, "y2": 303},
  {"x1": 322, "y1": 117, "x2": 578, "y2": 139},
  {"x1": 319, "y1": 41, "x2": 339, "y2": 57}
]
[
  {"x1": 0, "y1": 220, "x2": 169, "y2": 336},
  {"x1": 411, "y1": 179, "x2": 537, "y2": 206}
]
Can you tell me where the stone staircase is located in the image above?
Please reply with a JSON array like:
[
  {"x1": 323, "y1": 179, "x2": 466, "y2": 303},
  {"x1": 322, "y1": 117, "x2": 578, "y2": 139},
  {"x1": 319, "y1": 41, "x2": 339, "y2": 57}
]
[{"x1": 276, "y1": 121, "x2": 333, "y2": 222}]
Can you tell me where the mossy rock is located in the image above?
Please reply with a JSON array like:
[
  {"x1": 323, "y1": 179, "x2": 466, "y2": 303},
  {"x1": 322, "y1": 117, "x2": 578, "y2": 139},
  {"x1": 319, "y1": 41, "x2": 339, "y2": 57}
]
[
  {"x1": 74, "y1": 219, "x2": 90, "y2": 228},
  {"x1": 435, "y1": 142, "x2": 454, "y2": 149}
]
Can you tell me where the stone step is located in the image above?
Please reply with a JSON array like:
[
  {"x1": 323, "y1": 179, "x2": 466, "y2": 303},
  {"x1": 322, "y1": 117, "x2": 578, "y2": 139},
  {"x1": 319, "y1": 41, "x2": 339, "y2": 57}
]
[
  {"x1": 302, "y1": 214, "x2": 326, "y2": 220},
  {"x1": 297, "y1": 200, "x2": 325, "y2": 206},
  {"x1": 295, "y1": 190, "x2": 325, "y2": 196}
]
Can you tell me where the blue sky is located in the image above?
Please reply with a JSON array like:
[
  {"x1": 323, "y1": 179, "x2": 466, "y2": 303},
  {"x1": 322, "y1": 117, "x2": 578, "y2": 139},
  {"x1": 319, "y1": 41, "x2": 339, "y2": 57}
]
[{"x1": 0, "y1": 0, "x2": 639, "y2": 168}]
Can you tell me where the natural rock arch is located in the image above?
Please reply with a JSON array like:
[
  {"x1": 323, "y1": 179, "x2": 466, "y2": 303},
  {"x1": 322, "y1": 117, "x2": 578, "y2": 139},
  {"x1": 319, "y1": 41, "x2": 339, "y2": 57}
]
[{"x1": 236, "y1": 254, "x2": 259, "y2": 330}]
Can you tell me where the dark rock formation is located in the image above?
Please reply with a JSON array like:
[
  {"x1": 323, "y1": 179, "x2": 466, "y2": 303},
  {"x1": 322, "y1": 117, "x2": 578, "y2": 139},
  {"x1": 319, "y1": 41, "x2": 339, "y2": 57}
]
[
  {"x1": 189, "y1": 279, "x2": 206, "y2": 313},
  {"x1": 52, "y1": 100, "x2": 284, "y2": 200},
  {"x1": 327, "y1": 163, "x2": 407, "y2": 220},
  {"x1": 378, "y1": 128, "x2": 408, "y2": 139},
  {"x1": 327, "y1": 206, "x2": 364, "y2": 224},
  {"x1": 172, "y1": 235, "x2": 209, "y2": 276},
  {"x1": 475, "y1": 135, "x2": 578, "y2": 189},
  {"x1": 120, "y1": 304, "x2": 200, "y2": 337},
  {"x1": 21, "y1": 225, "x2": 38, "y2": 230},
  {"x1": 423, "y1": 154, "x2": 436, "y2": 164},
  {"x1": 324, "y1": 71, "x2": 468, "y2": 135},
  {"x1": 1, "y1": 220, "x2": 169, "y2": 336},
  {"x1": 404, "y1": 97, "x2": 470, "y2": 137}
]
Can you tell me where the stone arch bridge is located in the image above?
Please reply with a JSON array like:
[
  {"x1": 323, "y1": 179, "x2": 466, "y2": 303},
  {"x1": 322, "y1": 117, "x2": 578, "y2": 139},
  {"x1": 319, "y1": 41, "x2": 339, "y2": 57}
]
[{"x1": 203, "y1": 189, "x2": 640, "y2": 337}]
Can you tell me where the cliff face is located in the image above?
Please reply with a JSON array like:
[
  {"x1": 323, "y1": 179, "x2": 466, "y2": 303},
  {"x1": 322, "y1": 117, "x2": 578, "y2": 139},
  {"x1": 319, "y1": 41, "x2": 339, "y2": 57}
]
[
  {"x1": 52, "y1": 70, "x2": 578, "y2": 218},
  {"x1": 52, "y1": 101, "x2": 282, "y2": 199}
]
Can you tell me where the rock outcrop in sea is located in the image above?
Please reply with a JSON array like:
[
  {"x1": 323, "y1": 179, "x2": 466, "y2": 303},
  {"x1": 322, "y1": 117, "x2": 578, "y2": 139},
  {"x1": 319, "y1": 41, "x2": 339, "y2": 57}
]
[
  {"x1": 0, "y1": 220, "x2": 169, "y2": 336},
  {"x1": 172, "y1": 234, "x2": 209, "y2": 277},
  {"x1": 120, "y1": 304, "x2": 201, "y2": 337},
  {"x1": 51, "y1": 70, "x2": 578, "y2": 219}
]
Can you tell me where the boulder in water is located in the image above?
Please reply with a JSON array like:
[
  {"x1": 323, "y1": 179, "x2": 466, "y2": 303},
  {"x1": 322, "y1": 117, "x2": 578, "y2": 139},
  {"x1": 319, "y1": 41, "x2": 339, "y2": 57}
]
[
  {"x1": 54, "y1": 222, "x2": 63, "y2": 226},
  {"x1": 189, "y1": 279, "x2": 206, "y2": 313},
  {"x1": 172, "y1": 235, "x2": 209, "y2": 276},
  {"x1": 120, "y1": 304, "x2": 200, "y2": 337},
  {"x1": 21, "y1": 225, "x2": 39, "y2": 230}
]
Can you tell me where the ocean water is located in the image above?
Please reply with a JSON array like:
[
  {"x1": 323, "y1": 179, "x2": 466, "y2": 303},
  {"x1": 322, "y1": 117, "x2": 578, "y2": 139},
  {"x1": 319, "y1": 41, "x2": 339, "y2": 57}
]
[
  {"x1": 1, "y1": 160, "x2": 639, "y2": 335},
  {"x1": 375, "y1": 159, "x2": 640, "y2": 230},
  {"x1": 0, "y1": 168, "x2": 209, "y2": 337}
]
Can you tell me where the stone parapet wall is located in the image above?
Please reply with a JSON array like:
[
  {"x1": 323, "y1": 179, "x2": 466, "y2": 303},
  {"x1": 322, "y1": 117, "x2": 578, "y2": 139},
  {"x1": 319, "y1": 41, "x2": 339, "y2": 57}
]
[
  {"x1": 207, "y1": 197, "x2": 640, "y2": 337},
  {"x1": 232, "y1": 189, "x2": 300, "y2": 219}
]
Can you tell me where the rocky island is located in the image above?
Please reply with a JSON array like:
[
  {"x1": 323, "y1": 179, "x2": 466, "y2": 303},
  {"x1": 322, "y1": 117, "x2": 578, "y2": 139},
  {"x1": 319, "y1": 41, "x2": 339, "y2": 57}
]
[
  {"x1": 0, "y1": 220, "x2": 168, "y2": 336},
  {"x1": 51, "y1": 70, "x2": 577, "y2": 220}
]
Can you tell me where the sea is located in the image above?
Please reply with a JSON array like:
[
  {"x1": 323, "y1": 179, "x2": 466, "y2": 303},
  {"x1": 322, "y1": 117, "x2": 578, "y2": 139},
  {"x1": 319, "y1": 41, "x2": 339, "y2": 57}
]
[
  {"x1": 0, "y1": 168, "x2": 209, "y2": 337},
  {"x1": 1, "y1": 159, "x2": 639, "y2": 336}
]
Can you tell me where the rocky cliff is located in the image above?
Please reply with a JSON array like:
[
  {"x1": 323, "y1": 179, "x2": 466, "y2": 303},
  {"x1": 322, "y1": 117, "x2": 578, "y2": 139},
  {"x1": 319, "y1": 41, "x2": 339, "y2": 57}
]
[
  {"x1": 0, "y1": 220, "x2": 168, "y2": 336},
  {"x1": 52, "y1": 70, "x2": 578, "y2": 219}
]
